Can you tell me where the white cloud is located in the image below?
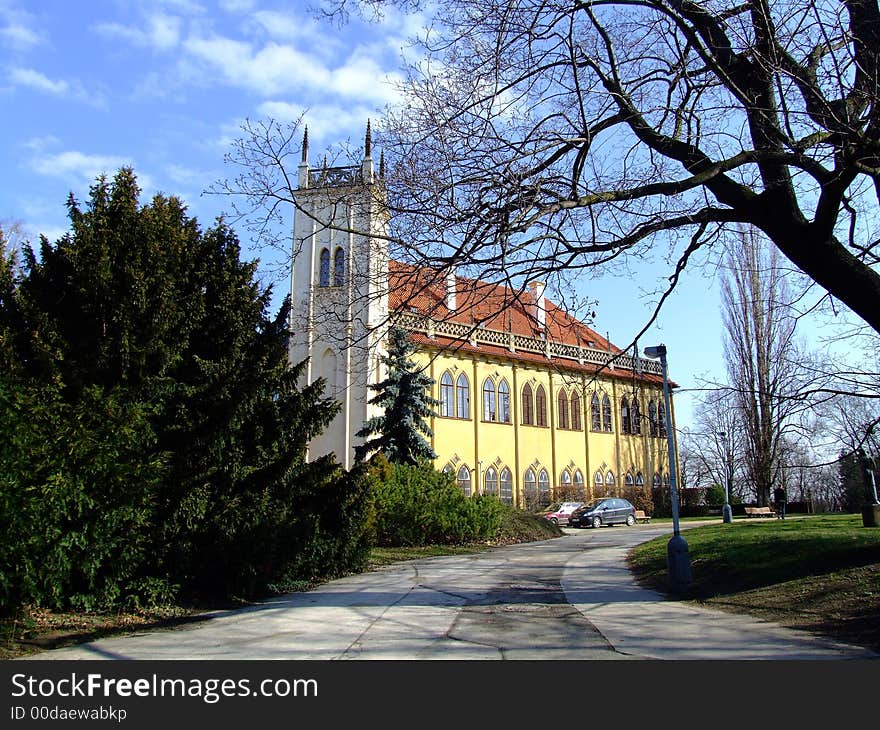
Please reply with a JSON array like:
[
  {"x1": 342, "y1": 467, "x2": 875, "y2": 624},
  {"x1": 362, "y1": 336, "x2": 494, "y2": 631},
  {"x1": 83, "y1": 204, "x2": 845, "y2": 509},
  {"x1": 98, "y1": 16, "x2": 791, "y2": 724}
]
[
  {"x1": 31, "y1": 150, "x2": 137, "y2": 185},
  {"x1": 1, "y1": 22, "x2": 41, "y2": 49},
  {"x1": 94, "y1": 13, "x2": 182, "y2": 50},
  {"x1": 10, "y1": 67, "x2": 68, "y2": 95}
]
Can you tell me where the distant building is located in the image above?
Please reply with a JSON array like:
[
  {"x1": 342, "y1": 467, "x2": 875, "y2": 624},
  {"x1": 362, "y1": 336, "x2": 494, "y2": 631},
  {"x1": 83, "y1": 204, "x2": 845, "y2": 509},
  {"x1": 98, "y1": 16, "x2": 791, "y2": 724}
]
[{"x1": 289, "y1": 126, "x2": 678, "y2": 509}]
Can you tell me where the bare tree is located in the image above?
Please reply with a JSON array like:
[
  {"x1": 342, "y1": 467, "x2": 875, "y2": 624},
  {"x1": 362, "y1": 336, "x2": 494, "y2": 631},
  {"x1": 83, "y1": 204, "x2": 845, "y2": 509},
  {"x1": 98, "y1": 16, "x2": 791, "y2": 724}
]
[{"x1": 306, "y1": 0, "x2": 880, "y2": 343}]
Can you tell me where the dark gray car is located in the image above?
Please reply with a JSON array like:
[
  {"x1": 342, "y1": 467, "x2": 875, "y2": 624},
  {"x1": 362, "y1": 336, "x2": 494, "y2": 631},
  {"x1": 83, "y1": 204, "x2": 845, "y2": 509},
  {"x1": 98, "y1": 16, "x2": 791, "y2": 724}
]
[{"x1": 569, "y1": 498, "x2": 636, "y2": 528}]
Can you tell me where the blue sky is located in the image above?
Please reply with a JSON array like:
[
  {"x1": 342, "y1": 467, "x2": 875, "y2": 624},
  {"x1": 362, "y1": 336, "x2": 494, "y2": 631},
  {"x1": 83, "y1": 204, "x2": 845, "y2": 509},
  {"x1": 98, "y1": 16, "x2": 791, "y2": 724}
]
[{"x1": 1, "y1": 0, "x2": 834, "y2": 429}]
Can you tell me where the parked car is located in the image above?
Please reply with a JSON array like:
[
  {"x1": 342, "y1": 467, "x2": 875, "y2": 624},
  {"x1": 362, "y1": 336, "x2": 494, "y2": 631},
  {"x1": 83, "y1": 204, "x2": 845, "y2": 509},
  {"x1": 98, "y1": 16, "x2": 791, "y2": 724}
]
[
  {"x1": 568, "y1": 498, "x2": 636, "y2": 528},
  {"x1": 541, "y1": 501, "x2": 585, "y2": 526}
]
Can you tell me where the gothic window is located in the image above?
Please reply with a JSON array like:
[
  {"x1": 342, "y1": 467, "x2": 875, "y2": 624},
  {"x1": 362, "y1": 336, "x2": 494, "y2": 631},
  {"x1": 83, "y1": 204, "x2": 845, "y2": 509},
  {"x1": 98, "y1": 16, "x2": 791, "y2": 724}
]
[
  {"x1": 636, "y1": 472, "x2": 644, "y2": 486},
  {"x1": 658, "y1": 402, "x2": 668, "y2": 437},
  {"x1": 439, "y1": 372, "x2": 454, "y2": 417},
  {"x1": 484, "y1": 467, "x2": 499, "y2": 497},
  {"x1": 602, "y1": 394, "x2": 613, "y2": 432},
  {"x1": 560, "y1": 469, "x2": 572, "y2": 486},
  {"x1": 483, "y1": 379, "x2": 496, "y2": 421},
  {"x1": 648, "y1": 400, "x2": 658, "y2": 437},
  {"x1": 319, "y1": 248, "x2": 330, "y2": 287},
  {"x1": 571, "y1": 392, "x2": 581, "y2": 431},
  {"x1": 594, "y1": 471, "x2": 604, "y2": 491},
  {"x1": 632, "y1": 398, "x2": 642, "y2": 435},
  {"x1": 621, "y1": 396, "x2": 630, "y2": 434},
  {"x1": 653, "y1": 473, "x2": 661, "y2": 489},
  {"x1": 524, "y1": 468, "x2": 538, "y2": 508},
  {"x1": 522, "y1": 383, "x2": 534, "y2": 425},
  {"x1": 538, "y1": 469, "x2": 550, "y2": 506},
  {"x1": 333, "y1": 247, "x2": 345, "y2": 286},
  {"x1": 558, "y1": 389, "x2": 569, "y2": 429},
  {"x1": 605, "y1": 471, "x2": 615, "y2": 488},
  {"x1": 535, "y1": 385, "x2": 547, "y2": 427},
  {"x1": 498, "y1": 379, "x2": 511, "y2": 423},
  {"x1": 500, "y1": 468, "x2": 513, "y2": 504},
  {"x1": 456, "y1": 373, "x2": 470, "y2": 419},
  {"x1": 591, "y1": 393, "x2": 601, "y2": 431},
  {"x1": 625, "y1": 472, "x2": 634, "y2": 487},
  {"x1": 457, "y1": 465, "x2": 472, "y2": 497},
  {"x1": 442, "y1": 464, "x2": 454, "y2": 475},
  {"x1": 573, "y1": 469, "x2": 584, "y2": 486}
]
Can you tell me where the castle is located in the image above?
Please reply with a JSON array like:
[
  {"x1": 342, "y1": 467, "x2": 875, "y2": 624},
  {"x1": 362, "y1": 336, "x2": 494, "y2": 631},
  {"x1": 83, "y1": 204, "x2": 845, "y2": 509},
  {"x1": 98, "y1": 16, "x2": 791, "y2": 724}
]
[{"x1": 289, "y1": 125, "x2": 677, "y2": 509}]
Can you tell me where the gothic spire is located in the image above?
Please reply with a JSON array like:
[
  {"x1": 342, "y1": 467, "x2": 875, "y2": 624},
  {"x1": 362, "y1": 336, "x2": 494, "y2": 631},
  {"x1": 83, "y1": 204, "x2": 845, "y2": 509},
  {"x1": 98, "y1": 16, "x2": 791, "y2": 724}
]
[
  {"x1": 365, "y1": 119, "x2": 372, "y2": 158},
  {"x1": 301, "y1": 126, "x2": 309, "y2": 164}
]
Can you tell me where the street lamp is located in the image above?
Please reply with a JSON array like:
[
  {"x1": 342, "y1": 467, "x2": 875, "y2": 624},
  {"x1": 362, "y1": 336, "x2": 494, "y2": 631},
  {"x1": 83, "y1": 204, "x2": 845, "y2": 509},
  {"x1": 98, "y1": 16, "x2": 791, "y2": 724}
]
[
  {"x1": 644, "y1": 344, "x2": 692, "y2": 593},
  {"x1": 718, "y1": 431, "x2": 734, "y2": 524}
]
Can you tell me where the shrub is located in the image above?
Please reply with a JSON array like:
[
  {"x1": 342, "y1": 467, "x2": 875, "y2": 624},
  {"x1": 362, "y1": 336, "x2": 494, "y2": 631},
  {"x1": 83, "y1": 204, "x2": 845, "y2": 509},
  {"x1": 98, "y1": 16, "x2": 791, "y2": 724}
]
[{"x1": 371, "y1": 462, "x2": 506, "y2": 546}]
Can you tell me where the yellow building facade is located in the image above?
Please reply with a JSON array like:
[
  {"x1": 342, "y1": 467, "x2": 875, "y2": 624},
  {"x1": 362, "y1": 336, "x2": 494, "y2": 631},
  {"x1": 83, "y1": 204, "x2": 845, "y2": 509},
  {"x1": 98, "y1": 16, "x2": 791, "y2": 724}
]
[{"x1": 289, "y1": 128, "x2": 678, "y2": 510}]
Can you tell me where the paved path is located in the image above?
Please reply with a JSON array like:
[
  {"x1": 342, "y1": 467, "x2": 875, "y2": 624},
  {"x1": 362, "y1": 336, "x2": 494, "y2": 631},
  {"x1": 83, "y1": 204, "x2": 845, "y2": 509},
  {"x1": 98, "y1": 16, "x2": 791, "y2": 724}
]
[{"x1": 23, "y1": 524, "x2": 878, "y2": 660}]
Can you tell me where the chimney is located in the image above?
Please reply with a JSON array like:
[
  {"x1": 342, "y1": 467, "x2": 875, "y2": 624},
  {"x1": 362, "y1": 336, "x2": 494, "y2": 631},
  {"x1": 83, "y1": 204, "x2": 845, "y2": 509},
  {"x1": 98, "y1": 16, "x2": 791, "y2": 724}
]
[
  {"x1": 529, "y1": 281, "x2": 546, "y2": 332},
  {"x1": 445, "y1": 268, "x2": 457, "y2": 311}
]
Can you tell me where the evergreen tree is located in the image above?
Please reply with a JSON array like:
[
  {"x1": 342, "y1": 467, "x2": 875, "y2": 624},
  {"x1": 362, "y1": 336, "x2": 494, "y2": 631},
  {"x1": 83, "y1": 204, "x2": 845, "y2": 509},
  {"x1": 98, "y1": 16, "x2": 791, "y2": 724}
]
[{"x1": 356, "y1": 326, "x2": 438, "y2": 465}]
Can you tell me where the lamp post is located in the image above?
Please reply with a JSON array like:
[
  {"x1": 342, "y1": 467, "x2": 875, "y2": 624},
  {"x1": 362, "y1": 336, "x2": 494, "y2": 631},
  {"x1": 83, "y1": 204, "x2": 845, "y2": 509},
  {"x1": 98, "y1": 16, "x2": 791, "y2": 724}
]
[
  {"x1": 644, "y1": 344, "x2": 692, "y2": 593},
  {"x1": 718, "y1": 431, "x2": 734, "y2": 524}
]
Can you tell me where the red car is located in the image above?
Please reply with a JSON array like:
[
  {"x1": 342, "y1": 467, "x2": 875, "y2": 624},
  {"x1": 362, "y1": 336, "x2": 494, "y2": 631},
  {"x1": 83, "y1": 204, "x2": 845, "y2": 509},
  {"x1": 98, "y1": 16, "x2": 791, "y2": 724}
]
[{"x1": 542, "y1": 502, "x2": 585, "y2": 526}]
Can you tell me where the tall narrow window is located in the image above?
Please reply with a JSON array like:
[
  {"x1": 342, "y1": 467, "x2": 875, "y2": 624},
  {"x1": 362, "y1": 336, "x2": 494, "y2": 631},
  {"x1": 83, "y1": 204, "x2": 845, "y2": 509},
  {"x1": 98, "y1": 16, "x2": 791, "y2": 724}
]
[
  {"x1": 524, "y1": 468, "x2": 538, "y2": 509},
  {"x1": 594, "y1": 471, "x2": 604, "y2": 493},
  {"x1": 484, "y1": 467, "x2": 498, "y2": 497},
  {"x1": 483, "y1": 379, "x2": 496, "y2": 421},
  {"x1": 439, "y1": 372, "x2": 453, "y2": 417},
  {"x1": 591, "y1": 393, "x2": 601, "y2": 431},
  {"x1": 605, "y1": 471, "x2": 615, "y2": 489},
  {"x1": 558, "y1": 389, "x2": 569, "y2": 429},
  {"x1": 500, "y1": 468, "x2": 513, "y2": 504},
  {"x1": 625, "y1": 472, "x2": 634, "y2": 487},
  {"x1": 538, "y1": 469, "x2": 550, "y2": 506},
  {"x1": 632, "y1": 398, "x2": 641, "y2": 435},
  {"x1": 456, "y1": 373, "x2": 470, "y2": 419},
  {"x1": 498, "y1": 379, "x2": 511, "y2": 423},
  {"x1": 522, "y1": 383, "x2": 534, "y2": 425},
  {"x1": 648, "y1": 400, "x2": 658, "y2": 437},
  {"x1": 571, "y1": 392, "x2": 581, "y2": 431},
  {"x1": 319, "y1": 248, "x2": 330, "y2": 287},
  {"x1": 653, "y1": 473, "x2": 661, "y2": 489},
  {"x1": 536, "y1": 385, "x2": 547, "y2": 427},
  {"x1": 602, "y1": 394, "x2": 613, "y2": 432},
  {"x1": 636, "y1": 472, "x2": 644, "y2": 486},
  {"x1": 620, "y1": 396, "x2": 630, "y2": 434},
  {"x1": 560, "y1": 469, "x2": 572, "y2": 488},
  {"x1": 457, "y1": 465, "x2": 472, "y2": 497},
  {"x1": 333, "y1": 247, "x2": 345, "y2": 286},
  {"x1": 658, "y1": 403, "x2": 667, "y2": 437}
]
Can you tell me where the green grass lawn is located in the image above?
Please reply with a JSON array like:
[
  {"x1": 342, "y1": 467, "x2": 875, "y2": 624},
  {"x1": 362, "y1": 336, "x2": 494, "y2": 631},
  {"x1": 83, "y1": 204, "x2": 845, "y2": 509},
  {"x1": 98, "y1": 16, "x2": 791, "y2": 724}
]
[{"x1": 627, "y1": 514, "x2": 880, "y2": 652}]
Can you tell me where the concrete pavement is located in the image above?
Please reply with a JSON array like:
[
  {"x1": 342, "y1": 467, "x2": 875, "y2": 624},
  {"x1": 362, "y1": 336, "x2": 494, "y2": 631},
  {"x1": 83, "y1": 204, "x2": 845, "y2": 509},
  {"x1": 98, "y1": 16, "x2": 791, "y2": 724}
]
[{"x1": 22, "y1": 523, "x2": 879, "y2": 661}]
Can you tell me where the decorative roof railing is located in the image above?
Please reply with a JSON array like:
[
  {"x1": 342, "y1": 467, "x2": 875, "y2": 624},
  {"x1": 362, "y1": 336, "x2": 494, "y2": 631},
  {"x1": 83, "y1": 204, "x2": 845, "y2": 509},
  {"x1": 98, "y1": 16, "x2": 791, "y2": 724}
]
[
  {"x1": 307, "y1": 165, "x2": 362, "y2": 187},
  {"x1": 392, "y1": 311, "x2": 661, "y2": 376}
]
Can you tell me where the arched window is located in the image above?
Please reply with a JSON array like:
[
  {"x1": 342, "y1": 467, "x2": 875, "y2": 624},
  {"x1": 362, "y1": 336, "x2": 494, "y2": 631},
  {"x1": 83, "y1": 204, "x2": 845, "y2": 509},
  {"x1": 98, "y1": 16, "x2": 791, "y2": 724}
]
[
  {"x1": 602, "y1": 394, "x2": 613, "y2": 432},
  {"x1": 573, "y1": 469, "x2": 584, "y2": 486},
  {"x1": 658, "y1": 402, "x2": 668, "y2": 437},
  {"x1": 522, "y1": 383, "x2": 534, "y2": 425},
  {"x1": 571, "y1": 392, "x2": 582, "y2": 431},
  {"x1": 498, "y1": 379, "x2": 511, "y2": 423},
  {"x1": 631, "y1": 398, "x2": 641, "y2": 435},
  {"x1": 442, "y1": 464, "x2": 454, "y2": 475},
  {"x1": 457, "y1": 465, "x2": 472, "y2": 497},
  {"x1": 439, "y1": 372, "x2": 454, "y2": 417},
  {"x1": 536, "y1": 385, "x2": 547, "y2": 427},
  {"x1": 591, "y1": 393, "x2": 602, "y2": 431},
  {"x1": 456, "y1": 373, "x2": 470, "y2": 419},
  {"x1": 663, "y1": 473, "x2": 671, "y2": 486},
  {"x1": 594, "y1": 471, "x2": 604, "y2": 493},
  {"x1": 524, "y1": 468, "x2": 538, "y2": 509},
  {"x1": 484, "y1": 467, "x2": 499, "y2": 497},
  {"x1": 653, "y1": 473, "x2": 662, "y2": 488},
  {"x1": 560, "y1": 469, "x2": 572, "y2": 488},
  {"x1": 333, "y1": 247, "x2": 345, "y2": 286},
  {"x1": 500, "y1": 468, "x2": 513, "y2": 504},
  {"x1": 605, "y1": 471, "x2": 615, "y2": 490},
  {"x1": 636, "y1": 472, "x2": 644, "y2": 486},
  {"x1": 321, "y1": 348, "x2": 338, "y2": 398},
  {"x1": 538, "y1": 469, "x2": 550, "y2": 506},
  {"x1": 648, "y1": 400, "x2": 658, "y2": 437},
  {"x1": 558, "y1": 389, "x2": 569, "y2": 429},
  {"x1": 319, "y1": 248, "x2": 330, "y2": 287},
  {"x1": 620, "y1": 396, "x2": 630, "y2": 434},
  {"x1": 625, "y1": 472, "x2": 634, "y2": 487},
  {"x1": 483, "y1": 379, "x2": 496, "y2": 421}
]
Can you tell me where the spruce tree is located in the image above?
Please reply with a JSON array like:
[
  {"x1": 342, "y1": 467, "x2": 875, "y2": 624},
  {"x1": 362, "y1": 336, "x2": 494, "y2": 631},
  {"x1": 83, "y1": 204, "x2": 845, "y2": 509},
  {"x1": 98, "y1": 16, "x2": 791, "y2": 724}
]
[{"x1": 356, "y1": 326, "x2": 438, "y2": 465}]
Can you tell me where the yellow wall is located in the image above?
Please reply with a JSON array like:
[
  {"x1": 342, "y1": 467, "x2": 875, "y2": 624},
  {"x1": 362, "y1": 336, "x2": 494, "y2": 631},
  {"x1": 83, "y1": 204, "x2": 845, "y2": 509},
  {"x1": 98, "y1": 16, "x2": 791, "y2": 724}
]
[{"x1": 416, "y1": 347, "x2": 675, "y2": 509}]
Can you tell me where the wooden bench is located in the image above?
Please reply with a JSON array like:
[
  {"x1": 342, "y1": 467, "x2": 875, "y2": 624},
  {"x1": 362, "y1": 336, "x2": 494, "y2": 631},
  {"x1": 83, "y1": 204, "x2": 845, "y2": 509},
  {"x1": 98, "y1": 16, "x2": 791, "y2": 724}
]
[
  {"x1": 744, "y1": 506, "x2": 776, "y2": 518},
  {"x1": 634, "y1": 509, "x2": 651, "y2": 523}
]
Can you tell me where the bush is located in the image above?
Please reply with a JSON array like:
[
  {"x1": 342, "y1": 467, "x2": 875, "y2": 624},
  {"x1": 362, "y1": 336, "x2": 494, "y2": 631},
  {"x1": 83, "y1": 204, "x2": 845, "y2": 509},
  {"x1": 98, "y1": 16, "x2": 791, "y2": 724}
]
[
  {"x1": 370, "y1": 461, "x2": 506, "y2": 546},
  {"x1": 623, "y1": 485, "x2": 654, "y2": 515}
]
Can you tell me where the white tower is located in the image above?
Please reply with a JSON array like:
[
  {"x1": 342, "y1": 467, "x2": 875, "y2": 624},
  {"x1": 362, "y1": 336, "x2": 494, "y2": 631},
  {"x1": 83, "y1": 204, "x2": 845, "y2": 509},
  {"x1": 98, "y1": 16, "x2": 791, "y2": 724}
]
[{"x1": 289, "y1": 122, "x2": 389, "y2": 468}]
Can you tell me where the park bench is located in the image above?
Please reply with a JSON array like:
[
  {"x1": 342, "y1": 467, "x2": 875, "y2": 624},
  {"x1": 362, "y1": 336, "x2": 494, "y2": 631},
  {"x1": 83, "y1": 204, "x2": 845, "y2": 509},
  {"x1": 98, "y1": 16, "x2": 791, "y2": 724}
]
[
  {"x1": 634, "y1": 509, "x2": 651, "y2": 523},
  {"x1": 744, "y1": 506, "x2": 776, "y2": 518}
]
